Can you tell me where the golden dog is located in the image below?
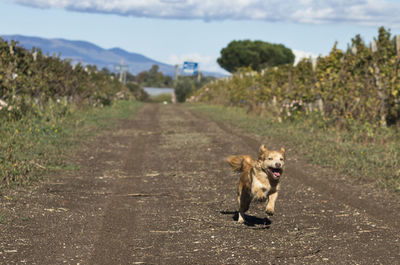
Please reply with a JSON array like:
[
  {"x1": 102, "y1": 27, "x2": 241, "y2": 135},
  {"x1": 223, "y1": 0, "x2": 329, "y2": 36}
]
[{"x1": 226, "y1": 145, "x2": 285, "y2": 223}]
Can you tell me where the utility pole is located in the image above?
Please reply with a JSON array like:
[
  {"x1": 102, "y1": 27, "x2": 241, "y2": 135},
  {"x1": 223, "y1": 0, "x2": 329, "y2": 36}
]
[
  {"x1": 115, "y1": 60, "x2": 129, "y2": 85},
  {"x1": 395, "y1": 35, "x2": 400, "y2": 56},
  {"x1": 171, "y1": 64, "x2": 179, "y2": 105},
  {"x1": 197, "y1": 65, "x2": 201, "y2": 82},
  {"x1": 174, "y1": 64, "x2": 179, "y2": 82}
]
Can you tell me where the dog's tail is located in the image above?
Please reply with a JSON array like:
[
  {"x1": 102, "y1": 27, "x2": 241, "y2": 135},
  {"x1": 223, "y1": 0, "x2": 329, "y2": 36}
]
[{"x1": 225, "y1": 155, "x2": 255, "y2": 173}]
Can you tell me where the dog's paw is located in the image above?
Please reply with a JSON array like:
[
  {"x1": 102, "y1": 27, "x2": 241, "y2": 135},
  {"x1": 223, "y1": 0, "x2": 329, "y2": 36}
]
[
  {"x1": 238, "y1": 214, "x2": 245, "y2": 224},
  {"x1": 255, "y1": 197, "x2": 267, "y2": 203},
  {"x1": 265, "y1": 208, "x2": 275, "y2": 216}
]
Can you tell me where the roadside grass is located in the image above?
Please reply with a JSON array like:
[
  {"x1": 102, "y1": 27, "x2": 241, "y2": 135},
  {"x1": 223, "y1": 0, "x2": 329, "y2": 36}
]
[
  {"x1": 0, "y1": 100, "x2": 142, "y2": 190},
  {"x1": 150, "y1": 93, "x2": 172, "y2": 103},
  {"x1": 188, "y1": 104, "x2": 400, "y2": 192}
]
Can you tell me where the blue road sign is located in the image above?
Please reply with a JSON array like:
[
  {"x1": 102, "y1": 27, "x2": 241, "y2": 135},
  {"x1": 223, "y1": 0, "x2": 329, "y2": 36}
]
[{"x1": 183, "y1": 61, "x2": 198, "y2": 75}]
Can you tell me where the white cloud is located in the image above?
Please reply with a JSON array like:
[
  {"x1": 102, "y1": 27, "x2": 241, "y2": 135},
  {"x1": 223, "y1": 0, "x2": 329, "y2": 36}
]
[
  {"x1": 167, "y1": 53, "x2": 229, "y2": 75},
  {"x1": 9, "y1": 0, "x2": 400, "y2": 27},
  {"x1": 292, "y1": 49, "x2": 320, "y2": 65}
]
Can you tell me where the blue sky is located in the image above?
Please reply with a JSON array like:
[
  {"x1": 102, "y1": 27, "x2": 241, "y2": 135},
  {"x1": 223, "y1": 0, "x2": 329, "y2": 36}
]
[{"x1": 1, "y1": 0, "x2": 400, "y2": 74}]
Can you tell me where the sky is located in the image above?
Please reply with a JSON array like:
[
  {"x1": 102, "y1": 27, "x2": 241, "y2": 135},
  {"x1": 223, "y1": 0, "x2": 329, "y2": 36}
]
[{"x1": 0, "y1": 0, "x2": 400, "y2": 75}]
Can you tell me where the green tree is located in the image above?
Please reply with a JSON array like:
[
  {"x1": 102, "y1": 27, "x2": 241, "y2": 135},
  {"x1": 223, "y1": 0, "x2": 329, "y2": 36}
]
[
  {"x1": 134, "y1": 64, "x2": 173, "y2": 87},
  {"x1": 174, "y1": 78, "x2": 194, "y2": 102},
  {"x1": 217, "y1": 40, "x2": 295, "y2": 73}
]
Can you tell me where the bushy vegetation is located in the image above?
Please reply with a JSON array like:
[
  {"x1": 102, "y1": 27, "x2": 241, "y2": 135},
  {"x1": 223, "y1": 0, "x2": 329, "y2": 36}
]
[
  {"x1": 0, "y1": 37, "x2": 139, "y2": 188},
  {"x1": 190, "y1": 27, "x2": 400, "y2": 191},
  {"x1": 126, "y1": 65, "x2": 173, "y2": 88},
  {"x1": 0, "y1": 38, "x2": 133, "y2": 116},
  {"x1": 217, "y1": 40, "x2": 295, "y2": 73},
  {"x1": 126, "y1": 82, "x2": 149, "y2": 101},
  {"x1": 175, "y1": 77, "x2": 195, "y2": 103},
  {"x1": 194, "y1": 27, "x2": 400, "y2": 128},
  {"x1": 175, "y1": 75, "x2": 216, "y2": 103},
  {"x1": 124, "y1": 63, "x2": 217, "y2": 103}
]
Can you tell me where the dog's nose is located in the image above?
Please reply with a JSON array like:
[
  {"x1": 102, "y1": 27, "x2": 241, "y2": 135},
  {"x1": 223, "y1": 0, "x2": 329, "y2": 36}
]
[{"x1": 275, "y1": 162, "x2": 281, "y2": 168}]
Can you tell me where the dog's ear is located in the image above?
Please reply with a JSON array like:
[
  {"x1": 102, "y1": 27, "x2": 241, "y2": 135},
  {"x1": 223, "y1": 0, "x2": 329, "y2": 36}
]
[
  {"x1": 259, "y1": 144, "x2": 268, "y2": 159},
  {"x1": 280, "y1": 147, "x2": 285, "y2": 154},
  {"x1": 259, "y1": 144, "x2": 268, "y2": 153}
]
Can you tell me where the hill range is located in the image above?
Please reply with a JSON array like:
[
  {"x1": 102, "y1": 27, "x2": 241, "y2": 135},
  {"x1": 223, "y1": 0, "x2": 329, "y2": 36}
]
[{"x1": 1, "y1": 35, "x2": 224, "y2": 77}]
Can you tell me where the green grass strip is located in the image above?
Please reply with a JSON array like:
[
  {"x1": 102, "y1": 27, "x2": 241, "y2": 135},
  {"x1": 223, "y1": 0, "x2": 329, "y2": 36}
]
[{"x1": 0, "y1": 100, "x2": 142, "y2": 190}]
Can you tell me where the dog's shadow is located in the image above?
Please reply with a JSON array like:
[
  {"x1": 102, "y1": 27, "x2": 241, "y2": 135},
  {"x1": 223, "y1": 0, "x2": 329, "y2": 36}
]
[{"x1": 220, "y1": 210, "x2": 271, "y2": 228}]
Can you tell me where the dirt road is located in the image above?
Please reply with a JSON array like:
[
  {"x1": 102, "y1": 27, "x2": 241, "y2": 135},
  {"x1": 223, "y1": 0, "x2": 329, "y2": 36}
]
[{"x1": 1, "y1": 103, "x2": 400, "y2": 264}]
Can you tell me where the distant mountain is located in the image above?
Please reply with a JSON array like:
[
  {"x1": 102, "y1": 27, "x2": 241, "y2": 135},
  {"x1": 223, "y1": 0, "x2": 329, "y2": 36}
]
[{"x1": 1, "y1": 35, "x2": 224, "y2": 77}]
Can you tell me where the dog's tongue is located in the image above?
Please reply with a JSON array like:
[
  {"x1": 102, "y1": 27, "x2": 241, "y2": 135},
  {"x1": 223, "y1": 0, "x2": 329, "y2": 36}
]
[{"x1": 273, "y1": 172, "x2": 281, "y2": 177}]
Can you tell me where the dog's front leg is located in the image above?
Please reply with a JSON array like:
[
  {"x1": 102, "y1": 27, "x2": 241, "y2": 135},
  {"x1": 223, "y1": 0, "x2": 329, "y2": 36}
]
[
  {"x1": 265, "y1": 191, "x2": 278, "y2": 216},
  {"x1": 238, "y1": 190, "x2": 251, "y2": 223}
]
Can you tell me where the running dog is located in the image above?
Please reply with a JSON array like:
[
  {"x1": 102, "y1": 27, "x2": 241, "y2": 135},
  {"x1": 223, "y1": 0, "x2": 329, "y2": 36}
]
[{"x1": 226, "y1": 145, "x2": 285, "y2": 223}]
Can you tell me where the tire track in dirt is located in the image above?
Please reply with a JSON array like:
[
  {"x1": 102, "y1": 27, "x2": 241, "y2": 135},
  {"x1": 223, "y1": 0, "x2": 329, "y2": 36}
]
[{"x1": 89, "y1": 104, "x2": 164, "y2": 264}]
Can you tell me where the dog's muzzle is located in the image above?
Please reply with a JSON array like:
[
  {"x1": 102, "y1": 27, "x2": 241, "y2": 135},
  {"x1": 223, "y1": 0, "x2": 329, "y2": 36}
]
[{"x1": 263, "y1": 167, "x2": 282, "y2": 180}]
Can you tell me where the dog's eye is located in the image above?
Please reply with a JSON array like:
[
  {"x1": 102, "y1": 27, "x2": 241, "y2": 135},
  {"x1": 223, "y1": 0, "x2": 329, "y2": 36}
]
[
  {"x1": 280, "y1": 158, "x2": 284, "y2": 161},
  {"x1": 268, "y1": 157, "x2": 273, "y2": 160}
]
